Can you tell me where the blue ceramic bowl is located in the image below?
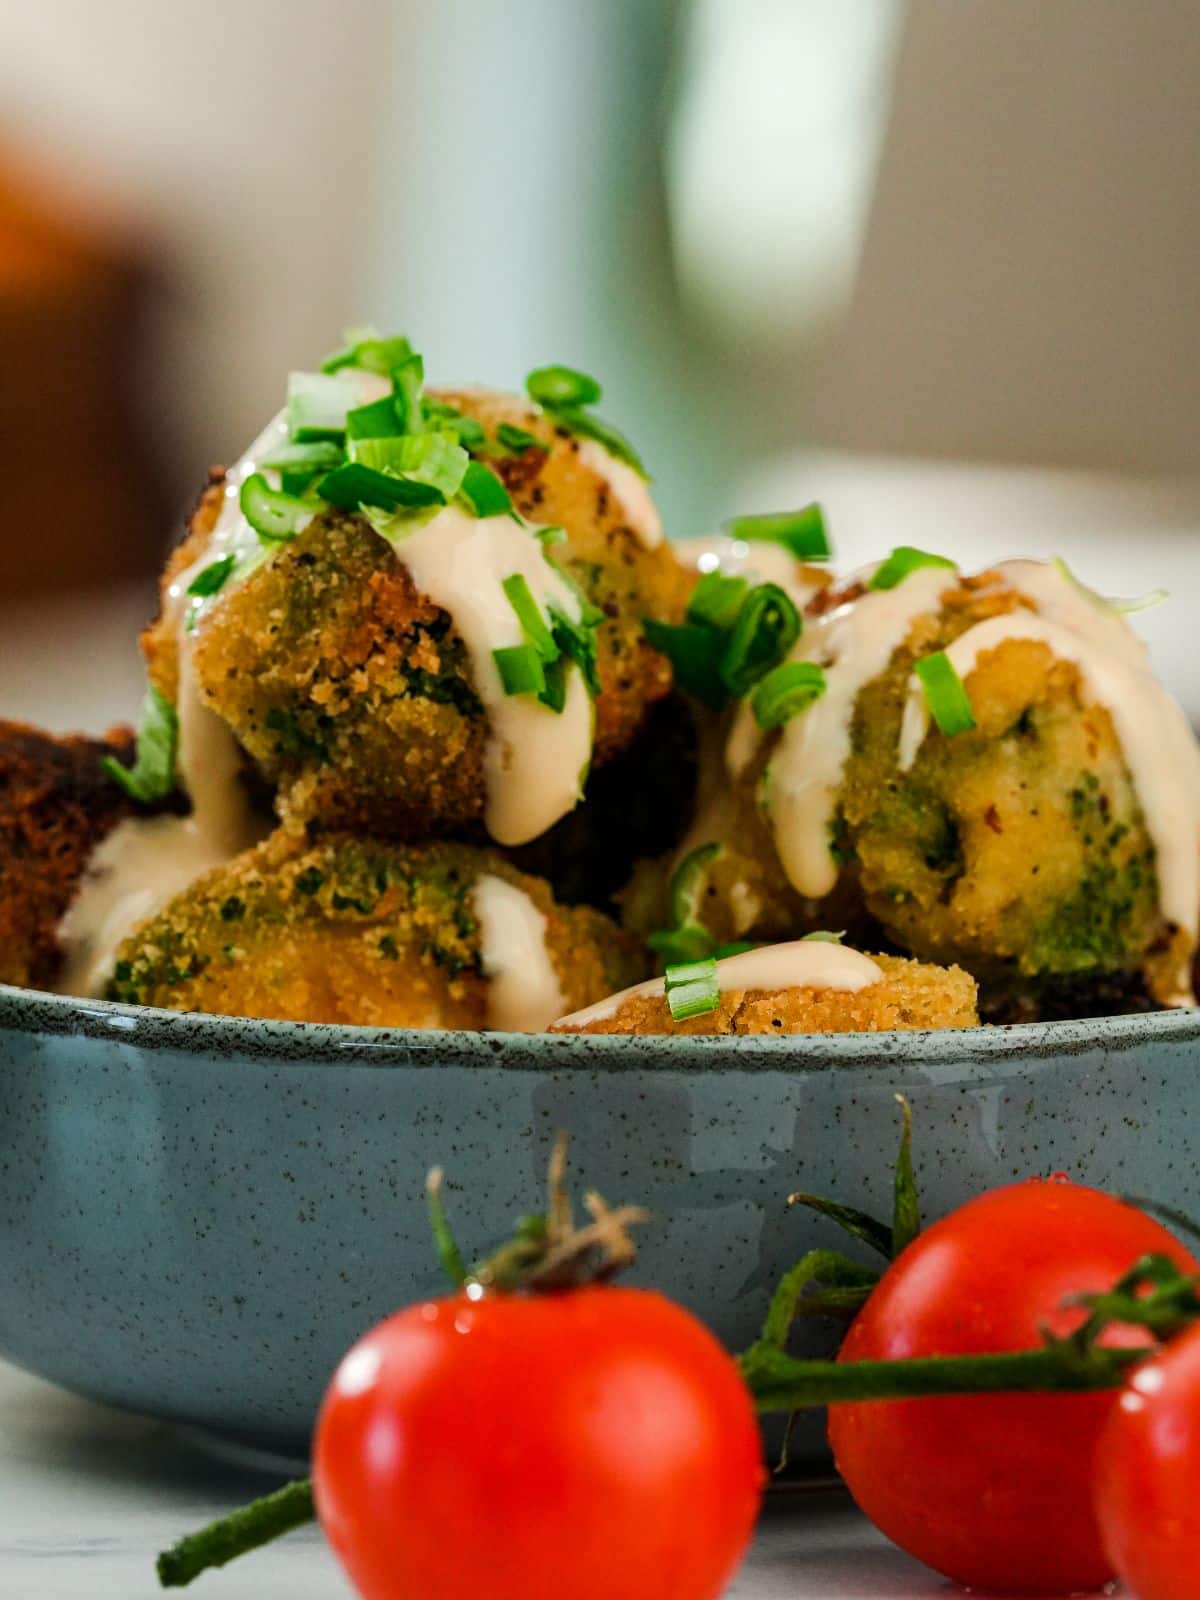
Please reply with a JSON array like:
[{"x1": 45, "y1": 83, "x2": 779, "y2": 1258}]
[{"x1": 1, "y1": 984, "x2": 1198, "y2": 1455}]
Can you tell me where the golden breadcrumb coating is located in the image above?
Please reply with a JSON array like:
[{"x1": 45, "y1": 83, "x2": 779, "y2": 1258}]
[
  {"x1": 108, "y1": 831, "x2": 646, "y2": 1027},
  {"x1": 140, "y1": 391, "x2": 691, "y2": 839},
  {"x1": 667, "y1": 569, "x2": 1181, "y2": 1015},
  {"x1": 550, "y1": 953, "x2": 978, "y2": 1035}
]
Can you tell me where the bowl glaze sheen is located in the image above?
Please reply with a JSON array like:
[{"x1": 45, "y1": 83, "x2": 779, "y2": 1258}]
[{"x1": 1, "y1": 984, "x2": 1198, "y2": 1452}]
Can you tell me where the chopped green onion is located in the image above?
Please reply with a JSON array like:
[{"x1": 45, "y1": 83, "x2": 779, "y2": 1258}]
[
  {"x1": 718, "y1": 582, "x2": 801, "y2": 697},
  {"x1": 549, "y1": 607, "x2": 601, "y2": 697},
  {"x1": 286, "y1": 372, "x2": 364, "y2": 442},
  {"x1": 186, "y1": 555, "x2": 237, "y2": 598},
  {"x1": 345, "y1": 395, "x2": 403, "y2": 441},
  {"x1": 350, "y1": 431, "x2": 468, "y2": 501},
  {"x1": 868, "y1": 546, "x2": 957, "y2": 592},
  {"x1": 459, "y1": 461, "x2": 513, "y2": 518},
  {"x1": 493, "y1": 643, "x2": 547, "y2": 698},
  {"x1": 100, "y1": 687, "x2": 178, "y2": 805},
  {"x1": 668, "y1": 840, "x2": 722, "y2": 929},
  {"x1": 535, "y1": 525, "x2": 568, "y2": 546},
  {"x1": 259, "y1": 440, "x2": 346, "y2": 475},
  {"x1": 422, "y1": 398, "x2": 487, "y2": 452},
  {"x1": 321, "y1": 330, "x2": 414, "y2": 376},
  {"x1": 497, "y1": 421, "x2": 547, "y2": 455},
  {"x1": 240, "y1": 473, "x2": 314, "y2": 542},
  {"x1": 554, "y1": 405, "x2": 647, "y2": 476},
  {"x1": 686, "y1": 571, "x2": 750, "y2": 632},
  {"x1": 802, "y1": 930, "x2": 845, "y2": 944},
  {"x1": 526, "y1": 365, "x2": 602, "y2": 408},
  {"x1": 664, "y1": 955, "x2": 720, "y2": 1021},
  {"x1": 317, "y1": 463, "x2": 443, "y2": 513},
  {"x1": 915, "y1": 651, "x2": 977, "y2": 737},
  {"x1": 263, "y1": 439, "x2": 346, "y2": 496},
  {"x1": 525, "y1": 365, "x2": 647, "y2": 476},
  {"x1": 641, "y1": 619, "x2": 727, "y2": 709},
  {"x1": 546, "y1": 608, "x2": 597, "y2": 694},
  {"x1": 538, "y1": 655, "x2": 569, "y2": 713},
  {"x1": 725, "y1": 505, "x2": 830, "y2": 561},
  {"x1": 712, "y1": 940, "x2": 756, "y2": 959},
  {"x1": 544, "y1": 557, "x2": 605, "y2": 628},
  {"x1": 502, "y1": 573, "x2": 558, "y2": 661},
  {"x1": 751, "y1": 661, "x2": 826, "y2": 730},
  {"x1": 646, "y1": 925, "x2": 716, "y2": 965},
  {"x1": 392, "y1": 353, "x2": 425, "y2": 435}
]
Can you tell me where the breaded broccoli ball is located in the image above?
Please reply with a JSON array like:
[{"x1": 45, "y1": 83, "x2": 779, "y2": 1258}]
[
  {"x1": 0, "y1": 719, "x2": 155, "y2": 990},
  {"x1": 551, "y1": 943, "x2": 978, "y2": 1035},
  {"x1": 141, "y1": 348, "x2": 690, "y2": 845},
  {"x1": 106, "y1": 831, "x2": 646, "y2": 1029},
  {"x1": 698, "y1": 555, "x2": 1200, "y2": 1015}
]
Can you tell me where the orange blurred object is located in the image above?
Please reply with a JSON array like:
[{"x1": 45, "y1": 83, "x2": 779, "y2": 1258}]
[{"x1": 0, "y1": 153, "x2": 168, "y2": 598}]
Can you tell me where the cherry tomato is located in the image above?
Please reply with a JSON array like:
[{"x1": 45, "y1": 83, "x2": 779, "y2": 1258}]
[
  {"x1": 313, "y1": 1284, "x2": 764, "y2": 1600},
  {"x1": 827, "y1": 1178, "x2": 1198, "y2": 1595},
  {"x1": 1094, "y1": 1319, "x2": 1200, "y2": 1600}
]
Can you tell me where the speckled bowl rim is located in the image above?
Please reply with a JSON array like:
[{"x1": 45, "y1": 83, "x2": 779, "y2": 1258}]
[{"x1": 2, "y1": 981, "x2": 1198, "y2": 1074}]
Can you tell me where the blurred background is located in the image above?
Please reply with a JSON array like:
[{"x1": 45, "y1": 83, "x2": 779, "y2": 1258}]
[{"x1": 3, "y1": 0, "x2": 1199, "y2": 729}]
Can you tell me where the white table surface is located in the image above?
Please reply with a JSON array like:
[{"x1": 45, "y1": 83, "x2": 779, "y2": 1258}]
[{"x1": 0, "y1": 1358, "x2": 947, "y2": 1599}]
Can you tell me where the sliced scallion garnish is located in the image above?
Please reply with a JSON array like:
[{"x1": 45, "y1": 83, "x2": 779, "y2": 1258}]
[
  {"x1": 317, "y1": 463, "x2": 443, "y2": 513},
  {"x1": 686, "y1": 571, "x2": 750, "y2": 633},
  {"x1": 422, "y1": 398, "x2": 487, "y2": 452},
  {"x1": 538, "y1": 656, "x2": 569, "y2": 713},
  {"x1": 524, "y1": 365, "x2": 648, "y2": 476},
  {"x1": 669, "y1": 840, "x2": 722, "y2": 929},
  {"x1": 868, "y1": 546, "x2": 956, "y2": 592},
  {"x1": 526, "y1": 365, "x2": 602, "y2": 408},
  {"x1": 549, "y1": 606, "x2": 601, "y2": 696},
  {"x1": 553, "y1": 406, "x2": 647, "y2": 475},
  {"x1": 718, "y1": 582, "x2": 801, "y2": 698},
  {"x1": 646, "y1": 925, "x2": 716, "y2": 965},
  {"x1": 751, "y1": 661, "x2": 826, "y2": 730},
  {"x1": 345, "y1": 396, "x2": 403, "y2": 441},
  {"x1": 535, "y1": 525, "x2": 568, "y2": 546},
  {"x1": 349, "y1": 431, "x2": 468, "y2": 501},
  {"x1": 502, "y1": 574, "x2": 558, "y2": 662},
  {"x1": 802, "y1": 930, "x2": 845, "y2": 943},
  {"x1": 240, "y1": 474, "x2": 314, "y2": 542},
  {"x1": 286, "y1": 372, "x2": 364, "y2": 443},
  {"x1": 915, "y1": 651, "x2": 977, "y2": 737},
  {"x1": 391, "y1": 353, "x2": 425, "y2": 435},
  {"x1": 186, "y1": 555, "x2": 237, "y2": 598},
  {"x1": 459, "y1": 461, "x2": 513, "y2": 518},
  {"x1": 259, "y1": 440, "x2": 346, "y2": 475},
  {"x1": 664, "y1": 955, "x2": 720, "y2": 1021},
  {"x1": 321, "y1": 330, "x2": 414, "y2": 376},
  {"x1": 493, "y1": 643, "x2": 547, "y2": 698},
  {"x1": 724, "y1": 504, "x2": 830, "y2": 561},
  {"x1": 100, "y1": 687, "x2": 178, "y2": 805},
  {"x1": 496, "y1": 421, "x2": 546, "y2": 455},
  {"x1": 641, "y1": 619, "x2": 728, "y2": 709}
]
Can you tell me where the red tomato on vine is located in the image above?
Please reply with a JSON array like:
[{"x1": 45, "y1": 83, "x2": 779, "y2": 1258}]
[
  {"x1": 828, "y1": 1178, "x2": 1198, "y2": 1595},
  {"x1": 1094, "y1": 1318, "x2": 1200, "y2": 1600},
  {"x1": 313, "y1": 1166, "x2": 764, "y2": 1600}
]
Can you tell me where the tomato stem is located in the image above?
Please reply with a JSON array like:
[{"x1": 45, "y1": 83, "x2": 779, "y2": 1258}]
[
  {"x1": 156, "y1": 1477, "x2": 314, "y2": 1589},
  {"x1": 741, "y1": 1341, "x2": 1146, "y2": 1413}
]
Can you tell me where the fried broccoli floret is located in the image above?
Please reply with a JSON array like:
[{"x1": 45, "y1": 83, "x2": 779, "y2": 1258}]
[
  {"x1": 684, "y1": 566, "x2": 1188, "y2": 1017},
  {"x1": 107, "y1": 832, "x2": 646, "y2": 1028},
  {"x1": 141, "y1": 390, "x2": 691, "y2": 841}
]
